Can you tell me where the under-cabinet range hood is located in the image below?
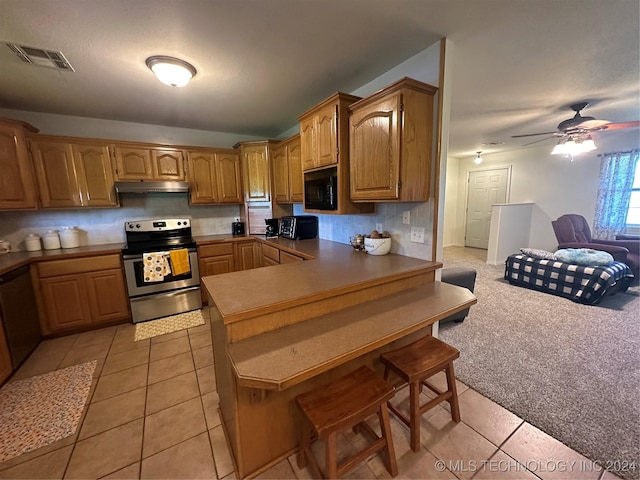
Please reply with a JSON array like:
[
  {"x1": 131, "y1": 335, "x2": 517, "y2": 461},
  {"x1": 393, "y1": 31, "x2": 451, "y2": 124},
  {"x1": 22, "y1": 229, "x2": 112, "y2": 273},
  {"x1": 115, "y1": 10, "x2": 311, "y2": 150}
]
[{"x1": 114, "y1": 181, "x2": 189, "y2": 194}]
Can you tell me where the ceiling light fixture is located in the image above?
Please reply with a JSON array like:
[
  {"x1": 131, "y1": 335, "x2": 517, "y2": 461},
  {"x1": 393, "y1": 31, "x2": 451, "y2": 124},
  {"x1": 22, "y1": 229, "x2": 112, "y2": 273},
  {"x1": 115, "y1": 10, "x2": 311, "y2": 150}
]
[
  {"x1": 474, "y1": 151, "x2": 484, "y2": 165},
  {"x1": 145, "y1": 56, "x2": 196, "y2": 87},
  {"x1": 551, "y1": 135, "x2": 597, "y2": 156}
]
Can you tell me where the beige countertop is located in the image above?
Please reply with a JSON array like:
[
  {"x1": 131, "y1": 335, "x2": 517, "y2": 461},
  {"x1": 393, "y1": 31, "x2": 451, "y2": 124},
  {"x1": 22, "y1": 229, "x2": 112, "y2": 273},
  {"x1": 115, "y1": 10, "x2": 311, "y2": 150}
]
[{"x1": 227, "y1": 282, "x2": 476, "y2": 390}]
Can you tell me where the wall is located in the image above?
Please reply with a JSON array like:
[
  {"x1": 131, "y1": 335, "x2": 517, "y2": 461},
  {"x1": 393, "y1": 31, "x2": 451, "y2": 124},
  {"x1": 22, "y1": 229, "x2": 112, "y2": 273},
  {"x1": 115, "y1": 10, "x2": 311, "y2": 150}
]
[
  {"x1": 444, "y1": 129, "x2": 640, "y2": 252},
  {"x1": 486, "y1": 203, "x2": 533, "y2": 265}
]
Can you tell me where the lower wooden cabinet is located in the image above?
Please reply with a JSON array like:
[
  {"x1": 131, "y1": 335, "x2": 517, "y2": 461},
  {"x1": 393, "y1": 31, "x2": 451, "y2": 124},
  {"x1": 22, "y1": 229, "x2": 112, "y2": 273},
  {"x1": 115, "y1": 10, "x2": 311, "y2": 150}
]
[
  {"x1": 0, "y1": 317, "x2": 13, "y2": 384},
  {"x1": 235, "y1": 241, "x2": 260, "y2": 270},
  {"x1": 35, "y1": 255, "x2": 130, "y2": 335},
  {"x1": 280, "y1": 251, "x2": 305, "y2": 264},
  {"x1": 198, "y1": 243, "x2": 236, "y2": 304}
]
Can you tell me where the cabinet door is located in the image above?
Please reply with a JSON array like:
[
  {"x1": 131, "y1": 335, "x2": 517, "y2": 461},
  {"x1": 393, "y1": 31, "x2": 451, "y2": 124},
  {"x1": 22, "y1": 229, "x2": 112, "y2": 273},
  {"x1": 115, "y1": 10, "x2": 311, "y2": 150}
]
[
  {"x1": 152, "y1": 148, "x2": 185, "y2": 181},
  {"x1": 0, "y1": 123, "x2": 38, "y2": 210},
  {"x1": 241, "y1": 145, "x2": 271, "y2": 203},
  {"x1": 114, "y1": 146, "x2": 154, "y2": 180},
  {"x1": 288, "y1": 137, "x2": 303, "y2": 203},
  {"x1": 235, "y1": 241, "x2": 257, "y2": 270},
  {"x1": 215, "y1": 152, "x2": 242, "y2": 203},
  {"x1": 247, "y1": 205, "x2": 272, "y2": 235},
  {"x1": 200, "y1": 256, "x2": 235, "y2": 276},
  {"x1": 271, "y1": 143, "x2": 290, "y2": 203},
  {"x1": 73, "y1": 143, "x2": 118, "y2": 207},
  {"x1": 300, "y1": 116, "x2": 316, "y2": 171},
  {"x1": 349, "y1": 93, "x2": 401, "y2": 200},
  {"x1": 315, "y1": 103, "x2": 338, "y2": 168},
  {"x1": 31, "y1": 140, "x2": 82, "y2": 207},
  {"x1": 0, "y1": 316, "x2": 13, "y2": 384},
  {"x1": 40, "y1": 274, "x2": 92, "y2": 332},
  {"x1": 188, "y1": 151, "x2": 218, "y2": 204},
  {"x1": 84, "y1": 269, "x2": 130, "y2": 325}
]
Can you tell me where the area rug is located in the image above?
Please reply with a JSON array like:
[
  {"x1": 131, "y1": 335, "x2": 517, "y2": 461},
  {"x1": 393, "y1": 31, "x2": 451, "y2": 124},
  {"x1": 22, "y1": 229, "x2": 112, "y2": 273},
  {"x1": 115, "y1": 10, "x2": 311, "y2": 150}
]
[
  {"x1": 134, "y1": 309, "x2": 206, "y2": 341},
  {"x1": 439, "y1": 251, "x2": 640, "y2": 479},
  {"x1": 0, "y1": 360, "x2": 96, "y2": 462}
]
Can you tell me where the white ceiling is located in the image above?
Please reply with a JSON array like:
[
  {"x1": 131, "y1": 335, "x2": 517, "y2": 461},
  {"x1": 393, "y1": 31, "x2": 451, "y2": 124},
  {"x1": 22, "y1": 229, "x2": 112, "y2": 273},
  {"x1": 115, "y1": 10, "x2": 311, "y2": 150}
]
[{"x1": 1, "y1": 0, "x2": 638, "y2": 159}]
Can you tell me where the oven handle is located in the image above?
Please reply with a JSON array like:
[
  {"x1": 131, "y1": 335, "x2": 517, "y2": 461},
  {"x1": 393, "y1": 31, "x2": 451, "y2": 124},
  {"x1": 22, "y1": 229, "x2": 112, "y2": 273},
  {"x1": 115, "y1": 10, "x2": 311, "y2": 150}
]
[
  {"x1": 123, "y1": 249, "x2": 197, "y2": 261},
  {"x1": 160, "y1": 286, "x2": 200, "y2": 297}
]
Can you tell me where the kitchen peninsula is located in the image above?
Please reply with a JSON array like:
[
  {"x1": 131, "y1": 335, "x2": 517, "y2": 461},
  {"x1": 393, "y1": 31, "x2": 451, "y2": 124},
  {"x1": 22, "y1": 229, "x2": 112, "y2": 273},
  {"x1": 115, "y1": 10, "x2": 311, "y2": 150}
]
[{"x1": 202, "y1": 239, "x2": 476, "y2": 478}]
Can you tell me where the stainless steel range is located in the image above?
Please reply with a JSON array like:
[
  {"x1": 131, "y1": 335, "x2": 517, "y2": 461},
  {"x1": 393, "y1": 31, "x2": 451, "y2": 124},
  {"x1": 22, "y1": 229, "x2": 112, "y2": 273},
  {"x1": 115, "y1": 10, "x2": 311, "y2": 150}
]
[{"x1": 122, "y1": 218, "x2": 201, "y2": 323}]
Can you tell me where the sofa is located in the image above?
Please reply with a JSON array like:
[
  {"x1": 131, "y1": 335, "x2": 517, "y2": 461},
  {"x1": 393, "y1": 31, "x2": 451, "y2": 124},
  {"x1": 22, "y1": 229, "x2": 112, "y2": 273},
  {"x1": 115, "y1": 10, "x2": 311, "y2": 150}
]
[{"x1": 440, "y1": 267, "x2": 477, "y2": 323}]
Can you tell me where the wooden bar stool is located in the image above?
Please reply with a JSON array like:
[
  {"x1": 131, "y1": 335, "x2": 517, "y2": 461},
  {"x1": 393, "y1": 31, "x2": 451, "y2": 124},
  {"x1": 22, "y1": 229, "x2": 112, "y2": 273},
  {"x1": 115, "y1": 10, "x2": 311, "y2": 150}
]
[
  {"x1": 295, "y1": 366, "x2": 398, "y2": 479},
  {"x1": 380, "y1": 335, "x2": 461, "y2": 452}
]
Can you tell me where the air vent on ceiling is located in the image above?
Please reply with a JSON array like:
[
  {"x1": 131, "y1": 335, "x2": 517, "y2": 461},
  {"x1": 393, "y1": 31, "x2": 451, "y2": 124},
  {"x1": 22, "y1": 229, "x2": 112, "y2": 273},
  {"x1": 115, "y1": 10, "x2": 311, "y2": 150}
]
[{"x1": 5, "y1": 43, "x2": 75, "y2": 71}]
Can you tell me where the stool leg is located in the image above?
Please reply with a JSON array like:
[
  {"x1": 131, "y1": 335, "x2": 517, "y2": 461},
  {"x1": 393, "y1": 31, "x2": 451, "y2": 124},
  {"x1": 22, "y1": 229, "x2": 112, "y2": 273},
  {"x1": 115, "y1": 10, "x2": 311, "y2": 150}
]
[
  {"x1": 378, "y1": 403, "x2": 398, "y2": 477},
  {"x1": 409, "y1": 381, "x2": 421, "y2": 452},
  {"x1": 326, "y1": 432, "x2": 338, "y2": 479},
  {"x1": 297, "y1": 422, "x2": 311, "y2": 469},
  {"x1": 445, "y1": 363, "x2": 461, "y2": 423}
]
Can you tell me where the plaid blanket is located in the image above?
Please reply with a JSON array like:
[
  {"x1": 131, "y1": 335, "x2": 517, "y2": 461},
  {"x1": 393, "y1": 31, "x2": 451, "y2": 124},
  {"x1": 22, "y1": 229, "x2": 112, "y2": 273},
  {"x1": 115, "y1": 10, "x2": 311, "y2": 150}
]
[{"x1": 504, "y1": 254, "x2": 634, "y2": 305}]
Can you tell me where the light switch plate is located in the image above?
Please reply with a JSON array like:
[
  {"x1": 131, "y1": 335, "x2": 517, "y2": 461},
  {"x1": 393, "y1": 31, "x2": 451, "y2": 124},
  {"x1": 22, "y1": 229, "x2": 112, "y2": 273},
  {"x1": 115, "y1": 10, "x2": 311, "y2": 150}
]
[
  {"x1": 402, "y1": 211, "x2": 410, "y2": 225},
  {"x1": 410, "y1": 227, "x2": 425, "y2": 243}
]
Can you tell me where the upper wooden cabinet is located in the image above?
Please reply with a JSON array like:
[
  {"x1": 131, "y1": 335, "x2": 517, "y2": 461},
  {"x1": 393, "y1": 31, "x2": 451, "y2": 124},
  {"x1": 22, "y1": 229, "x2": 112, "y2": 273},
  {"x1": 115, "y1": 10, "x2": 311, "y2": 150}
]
[
  {"x1": 29, "y1": 136, "x2": 118, "y2": 208},
  {"x1": 114, "y1": 144, "x2": 185, "y2": 181},
  {"x1": 0, "y1": 118, "x2": 39, "y2": 210},
  {"x1": 271, "y1": 134, "x2": 303, "y2": 204},
  {"x1": 237, "y1": 141, "x2": 276, "y2": 203},
  {"x1": 348, "y1": 78, "x2": 438, "y2": 202},
  {"x1": 298, "y1": 93, "x2": 360, "y2": 172},
  {"x1": 187, "y1": 149, "x2": 242, "y2": 204}
]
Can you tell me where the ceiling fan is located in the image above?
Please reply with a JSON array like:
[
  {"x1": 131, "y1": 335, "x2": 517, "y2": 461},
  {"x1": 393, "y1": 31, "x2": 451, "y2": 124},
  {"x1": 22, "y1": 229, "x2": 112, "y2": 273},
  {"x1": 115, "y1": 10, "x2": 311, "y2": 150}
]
[{"x1": 511, "y1": 102, "x2": 640, "y2": 147}]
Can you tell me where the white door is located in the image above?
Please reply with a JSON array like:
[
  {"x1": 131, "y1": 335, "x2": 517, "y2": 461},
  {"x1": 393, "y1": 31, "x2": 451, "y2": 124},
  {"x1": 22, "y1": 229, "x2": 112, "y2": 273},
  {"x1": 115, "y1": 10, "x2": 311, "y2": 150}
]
[{"x1": 465, "y1": 168, "x2": 510, "y2": 249}]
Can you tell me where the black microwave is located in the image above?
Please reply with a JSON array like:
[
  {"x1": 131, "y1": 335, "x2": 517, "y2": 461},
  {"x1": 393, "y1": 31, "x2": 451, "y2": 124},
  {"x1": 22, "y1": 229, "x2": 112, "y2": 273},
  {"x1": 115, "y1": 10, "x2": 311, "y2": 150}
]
[{"x1": 304, "y1": 167, "x2": 337, "y2": 211}]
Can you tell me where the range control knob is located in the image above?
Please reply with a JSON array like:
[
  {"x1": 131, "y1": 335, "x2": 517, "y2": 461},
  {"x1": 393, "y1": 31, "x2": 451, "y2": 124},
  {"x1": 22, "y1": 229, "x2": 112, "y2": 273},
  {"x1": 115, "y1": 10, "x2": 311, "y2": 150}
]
[
  {"x1": 136, "y1": 224, "x2": 141, "y2": 229},
  {"x1": 177, "y1": 221, "x2": 182, "y2": 225},
  {"x1": 128, "y1": 224, "x2": 134, "y2": 229}
]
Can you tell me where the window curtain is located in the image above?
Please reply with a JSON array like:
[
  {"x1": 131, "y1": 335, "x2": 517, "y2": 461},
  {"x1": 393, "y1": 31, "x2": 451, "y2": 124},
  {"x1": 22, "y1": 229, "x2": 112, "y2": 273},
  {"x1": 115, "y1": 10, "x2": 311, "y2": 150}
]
[{"x1": 593, "y1": 150, "x2": 639, "y2": 239}]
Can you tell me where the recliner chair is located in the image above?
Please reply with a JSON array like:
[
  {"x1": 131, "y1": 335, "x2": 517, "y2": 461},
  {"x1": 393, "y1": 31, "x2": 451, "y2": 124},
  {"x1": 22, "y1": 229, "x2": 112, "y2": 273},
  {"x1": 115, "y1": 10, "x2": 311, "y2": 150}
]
[{"x1": 552, "y1": 214, "x2": 639, "y2": 282}]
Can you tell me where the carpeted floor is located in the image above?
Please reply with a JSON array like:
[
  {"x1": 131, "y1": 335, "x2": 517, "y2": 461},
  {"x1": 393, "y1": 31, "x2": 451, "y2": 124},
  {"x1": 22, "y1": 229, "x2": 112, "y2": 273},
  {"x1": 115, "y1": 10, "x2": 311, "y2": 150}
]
[
  {"x1": 0, "y1": 360, "x2": 96, "y2": 462},
  {"x1": 439, "y1": 250, "x2": 640, "y2": 480}
]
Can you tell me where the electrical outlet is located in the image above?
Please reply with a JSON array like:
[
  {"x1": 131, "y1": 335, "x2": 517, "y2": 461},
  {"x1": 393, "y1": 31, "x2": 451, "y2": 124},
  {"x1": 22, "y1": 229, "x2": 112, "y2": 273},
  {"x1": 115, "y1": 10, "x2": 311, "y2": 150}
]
[
  {"x1": 410, "y1": 227, "x2": 425, "y2": 243},
  {"x1": 376, "y1": 223, "x2": 383, "y2": 232},
  {"x1": 402, "y1": 211, "x2": 410, "y2": 225},
  {"x1": 234, "y1": 217, "x2": 240, "y2": 222}
]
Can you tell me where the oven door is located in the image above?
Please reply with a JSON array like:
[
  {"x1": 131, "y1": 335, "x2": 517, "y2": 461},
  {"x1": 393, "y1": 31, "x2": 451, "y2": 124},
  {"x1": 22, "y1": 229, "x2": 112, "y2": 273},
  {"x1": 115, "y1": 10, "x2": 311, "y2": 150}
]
[{"x1": 123, "y1": 249, "x2": 200, "y2": 297}]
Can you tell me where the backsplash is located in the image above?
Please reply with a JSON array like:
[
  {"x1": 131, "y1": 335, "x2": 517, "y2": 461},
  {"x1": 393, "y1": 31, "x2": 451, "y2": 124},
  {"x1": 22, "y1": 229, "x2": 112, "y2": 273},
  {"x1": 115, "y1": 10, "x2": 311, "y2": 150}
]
[
  {"x1": 293, "y1": 201, "x2": 434, "y2": 260},
  {"x1": 0, "y1": 194, "x2": 241, "y2": 251}
]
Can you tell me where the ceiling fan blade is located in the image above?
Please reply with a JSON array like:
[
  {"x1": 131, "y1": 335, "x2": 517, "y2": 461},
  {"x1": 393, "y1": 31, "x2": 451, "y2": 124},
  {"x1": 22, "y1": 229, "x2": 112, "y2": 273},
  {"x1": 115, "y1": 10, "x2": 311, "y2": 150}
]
[
  {"x1": 522, "y1": 136, "x2": 556, "y2": 147},
  {"x1": 578, "y1": 119, "x2": 611, "y2": 130},
  {"x1": 511, "y1": 131, "x2": 559, "y2": 138},
  {"x1": 602, "y1": 120, "x2": 640, "y2": 131}
]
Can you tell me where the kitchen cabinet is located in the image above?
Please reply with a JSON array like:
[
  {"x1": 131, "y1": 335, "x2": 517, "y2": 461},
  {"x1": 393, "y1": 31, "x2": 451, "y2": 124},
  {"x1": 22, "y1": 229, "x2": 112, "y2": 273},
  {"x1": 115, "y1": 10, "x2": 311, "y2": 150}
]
[
  {"x1": 198, "y1": 243, "x2": 236, "y2": 304},
  {"x1": 298, "y1": 93, "x2": 374, "y2": 215},
  {"x1": 29, "y1": 136, "x2": 118, "y2": 208},
  {"x1": 114, "y1": 143, "x2": 185, "y2": 181},
  {"x1": 280, "y1": 251, "x2": 304, "y2": 264},
  {"x1": 262, "y1": 243, "x2": 280, "y2": 266},
  {"x1": 35, "y1": 254, "x2": 129, "y2": 335},
  {"x1": 187, "y1": 149, "x2": 242, "y2": 204},
  {"x1": 0, "y1": 315, "x2": 13, "y2": 384},
  {"x1": 299, "y1": 93, "x2": 360, "y2": 171},
  {"x1": 235, "y1": 140, "x2": 293, "y2": 234},
  {"x1": 348, "y1": 78, "x2": 438, "y2": 202},
  {"x1": 0, "y1": 118, "x2": 39, "y2": 210},
  {"x1": 234, "y1": 240, "x2": 261, "y2": 270},
  {"x1": 271, "y1": 134, "x2": 303, "y2": 204}
]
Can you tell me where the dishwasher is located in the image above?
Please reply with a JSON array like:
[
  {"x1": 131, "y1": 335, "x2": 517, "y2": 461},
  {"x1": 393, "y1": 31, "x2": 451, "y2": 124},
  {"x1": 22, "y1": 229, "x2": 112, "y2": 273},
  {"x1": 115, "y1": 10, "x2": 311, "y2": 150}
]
[{"x1": 0, "y1": 265, "x2": 42, "y2": 368}]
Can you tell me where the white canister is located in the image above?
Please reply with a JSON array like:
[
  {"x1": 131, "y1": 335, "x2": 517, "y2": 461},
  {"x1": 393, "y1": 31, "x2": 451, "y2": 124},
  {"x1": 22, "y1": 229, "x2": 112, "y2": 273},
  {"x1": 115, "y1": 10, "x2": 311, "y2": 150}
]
[
  {"x1": 25, "y1": 234, "x2": 42, "y2": 251},
  {"x1": 60, "y1": 227, "x2": 80, "y2": 249},
  {"x1": 42, "y1": 230, "x2": 61, "y2": 250}
]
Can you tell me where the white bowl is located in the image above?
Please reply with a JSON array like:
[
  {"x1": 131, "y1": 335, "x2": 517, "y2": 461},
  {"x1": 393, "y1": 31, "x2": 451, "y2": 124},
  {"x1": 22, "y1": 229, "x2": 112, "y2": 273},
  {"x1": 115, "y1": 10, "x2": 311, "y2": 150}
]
[{"x1": 364, "y1": 237, "x2": 391, "y2": 255}]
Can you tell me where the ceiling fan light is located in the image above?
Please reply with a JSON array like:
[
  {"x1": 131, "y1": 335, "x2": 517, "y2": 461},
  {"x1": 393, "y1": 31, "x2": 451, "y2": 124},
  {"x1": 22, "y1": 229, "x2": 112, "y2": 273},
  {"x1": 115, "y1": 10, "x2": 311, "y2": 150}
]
[
  {"x1": 146, "y1": 56, "x2": 196, "y2": 87},
  {"x1": 581, "y1": 136, "x2": 597, "y2": 152},
  {"x1": 551, "y1": 141, "x2": 566, "y2": 155}
]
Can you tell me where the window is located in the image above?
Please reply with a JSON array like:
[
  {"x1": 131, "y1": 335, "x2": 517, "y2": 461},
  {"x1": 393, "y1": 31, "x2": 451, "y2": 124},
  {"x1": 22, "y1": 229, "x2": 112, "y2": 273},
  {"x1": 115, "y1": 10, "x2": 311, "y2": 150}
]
[{"x1": 627, "y1": 165, "x2": 640, "y2": 226}]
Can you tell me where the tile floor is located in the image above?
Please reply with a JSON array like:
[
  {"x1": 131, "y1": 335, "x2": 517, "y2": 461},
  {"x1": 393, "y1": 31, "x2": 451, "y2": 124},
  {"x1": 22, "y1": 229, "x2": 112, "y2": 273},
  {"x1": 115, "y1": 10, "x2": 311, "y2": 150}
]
[{"x1": 0, "y1": 305, "x2": 618, "y2": 480}]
